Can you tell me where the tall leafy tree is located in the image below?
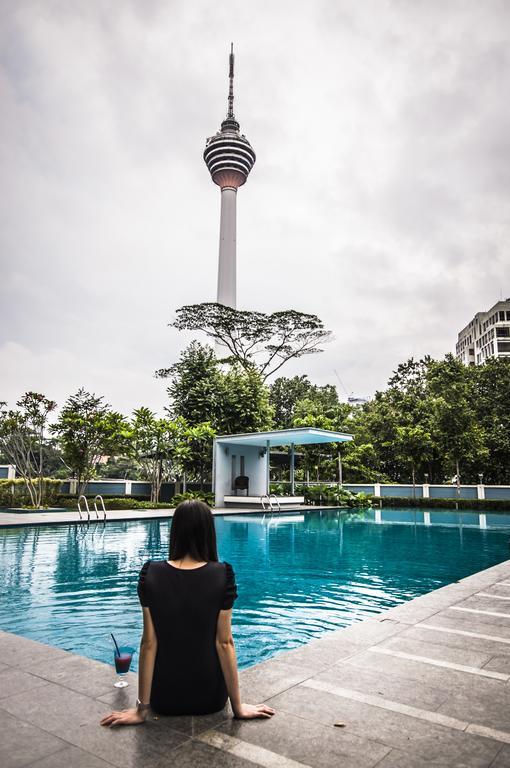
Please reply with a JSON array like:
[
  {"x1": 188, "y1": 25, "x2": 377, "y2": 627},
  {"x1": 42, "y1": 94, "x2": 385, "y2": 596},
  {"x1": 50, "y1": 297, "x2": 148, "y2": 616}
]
[
  {"x1": 214, "y1": 366, "x2": 274, "y2": 435},
  {"x1": 0, "y1": 392, "x2": 57, "y2": 507},
  {"x1": 171, "y1": 303, "x2": 331, "y2": 381},
  {"x1": 52, "y1": 389, "x2": 130, "y2": 497},
  {"x1": 130, "y1": 408, "x2": 191, "y2": 502},
  {"x1": 269, "y1": 375, "x2": 315, "y2": 429},
  {"x1": 472, "y1": 358, "x2": 510, "y2": 484},
  {"x1": 427, "y1": 355, "x2": 488, "y2": 484},
  {"x1": 156, "y1": 342, "x2": 221, "y2": 425}
]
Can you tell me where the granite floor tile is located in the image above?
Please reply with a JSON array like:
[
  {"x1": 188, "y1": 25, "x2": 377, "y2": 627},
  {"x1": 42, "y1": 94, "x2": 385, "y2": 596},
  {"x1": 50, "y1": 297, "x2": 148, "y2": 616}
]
[
  {"x1": 437, "y1": 688, "x2": 510, "y2": 733},
  {"x1": 404, "y1": 625, "x2": 510, "y2": 656},
  {"x1": 0, "y1": 709, "x2": 67, "y2": 768},
  {"x1": 237, "y1": 658, "x2": 316, "y2": 702},
  {"x1": 58, "y1": 718, "x2": 189, "y2": 768},
  {"x1": 428, "y1": 611, "x2": 510, "y2": 639},
  {"x1": 0, "y1": 679, "x2": 109, "y2": 732},
  {"x1": 375, "y1": 746, "x2": 499, "y2": 768},
  {"x1": 27, "y1": 744, "x2": 115, "y2": 768},
  {"x1": 490, "y1": 744, "x2": 510, "y2": 767},
  {"x1": 311, "y1": 661, "x2": 449, "y2": 711},
  {"x1": 482, "y1": 654, "x2": 510, "y2": 674},
  {"x1": 266, "y1": 684, "x2": 501, "y2": 767},
  {"x1": 32, "y1": 654, "x2": 119, "y2": 698},
  {"x1": 327, "y1": 617, "x2": 404, "y2": 647},
  {"x1": 344, "y1": 647, "x2": 509, "y2": 693},
  {"x1": 274, "y1": 636, "x2": 362, "y2": 671},
  {"x1": 379, "y1": 635, "x2": 494, "y2": 668},
  {"x1": 0, "y1": 633, "x2": 70, "y2": 670},
  {"x1": 171, "y1": 738, "x2": 258, "y2": 768},
  {"x1": 0, "y1": 668, "x2": 50, "y2": 699},
  {"x1": 215, "y1": 709, "x2": 391, "y2": 768}
]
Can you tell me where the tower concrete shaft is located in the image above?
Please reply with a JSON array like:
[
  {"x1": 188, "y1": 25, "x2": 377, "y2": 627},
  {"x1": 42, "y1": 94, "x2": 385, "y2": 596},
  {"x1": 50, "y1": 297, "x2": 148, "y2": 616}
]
[
  {"x1": 217, "y1": 186, "x2": 237, "y2": 306},
  {"x1": 204, "y1": 45, "x2": 256, "y2": 309}
]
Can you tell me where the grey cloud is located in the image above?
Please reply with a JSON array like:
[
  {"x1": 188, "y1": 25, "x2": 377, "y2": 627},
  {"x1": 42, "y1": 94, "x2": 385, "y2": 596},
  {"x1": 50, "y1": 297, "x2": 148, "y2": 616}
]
[{"x1": 1, "y1": 0, "x2": 509, "y2": 413}]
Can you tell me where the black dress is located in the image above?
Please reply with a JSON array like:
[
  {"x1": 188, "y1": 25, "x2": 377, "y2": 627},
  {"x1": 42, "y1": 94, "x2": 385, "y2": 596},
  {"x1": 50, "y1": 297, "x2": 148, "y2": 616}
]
[{"x1": 137, "y1": 559, "x2": 237, "y2": 716}]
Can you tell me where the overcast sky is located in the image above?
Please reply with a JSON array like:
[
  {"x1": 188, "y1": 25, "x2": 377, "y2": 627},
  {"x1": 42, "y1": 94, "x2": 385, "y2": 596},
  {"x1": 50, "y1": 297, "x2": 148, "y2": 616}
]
[{"x1": 1, "y1": 0, "x2": 509, "y2": 415}]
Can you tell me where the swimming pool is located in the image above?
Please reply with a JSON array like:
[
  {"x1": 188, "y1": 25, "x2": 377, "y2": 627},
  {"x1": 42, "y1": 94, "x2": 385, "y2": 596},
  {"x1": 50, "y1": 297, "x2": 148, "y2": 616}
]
[{"x1": 1, "y1": 508, "x2": 509, "y2": 670}]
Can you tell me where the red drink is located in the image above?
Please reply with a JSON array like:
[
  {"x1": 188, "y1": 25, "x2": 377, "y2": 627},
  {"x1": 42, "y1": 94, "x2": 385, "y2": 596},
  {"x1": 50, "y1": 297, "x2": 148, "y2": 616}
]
[{"x1": 114, "y1": 652, "x2": 132, "y2": 674}]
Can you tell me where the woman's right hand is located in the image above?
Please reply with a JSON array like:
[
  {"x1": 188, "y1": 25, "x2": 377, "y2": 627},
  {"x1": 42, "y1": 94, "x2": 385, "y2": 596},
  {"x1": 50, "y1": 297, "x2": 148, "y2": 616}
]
[{"x1": 234, "y1": 703, "x2": 275, "y2": 719}]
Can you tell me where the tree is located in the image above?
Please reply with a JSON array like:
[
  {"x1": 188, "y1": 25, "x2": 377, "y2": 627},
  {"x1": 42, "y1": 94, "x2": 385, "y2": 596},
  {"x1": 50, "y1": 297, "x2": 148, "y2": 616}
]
[
  {"x1": 158, "y1": 343, "x2": 274, "y2": 436},
  {"x1": 130, "y1": 408, "x2": 191, "y2": 502},
  {"x1": 427, "y1": 355, "x2": 488, "y2": 485},
  {"x1": 156, "y1": 342, "x2": 222, "y2": 425},
  {"x1": 0, "y1": 392, "x2": 57, "y2": 507},
  {"x1": 269, "y1": 375, "x2": 315, "y2": 429},
  {"x1": 214, "y1": 366, "x2": 274, "y2": 435},
  {"x1": 170, "y1": 303, "x2": 331, "y2": 381},
  {"x1": 292, "y1": 394, "x2": 351, "y2": 483},
  {"x1": 269, "y1": 376, "x2": 341, "y2": 429},
  {"x1": 472, "y1": 358, "x2": 510, "y2": 484},
  {"x1": 394, "y1": 424, "x2": 434, "y2": 499},
  {"x1": 52, "y1": 389, "x2": 130, "y2": 497},
  {"x1": 181, "y1": 422, "x2": 216, "y2": 489}
]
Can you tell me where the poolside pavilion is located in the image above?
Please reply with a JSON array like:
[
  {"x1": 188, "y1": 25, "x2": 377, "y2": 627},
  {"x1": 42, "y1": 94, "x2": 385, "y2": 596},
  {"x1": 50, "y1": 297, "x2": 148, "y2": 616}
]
[{"x1": 213, "y1": 427, "x2": 353, "y2": 507}]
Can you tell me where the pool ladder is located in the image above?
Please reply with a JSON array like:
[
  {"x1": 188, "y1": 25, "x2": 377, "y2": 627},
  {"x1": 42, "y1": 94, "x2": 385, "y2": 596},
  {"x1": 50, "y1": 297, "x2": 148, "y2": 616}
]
[
  {"x1": 260, "y1": 494, "x2": 281, "y2": 523},
  {"x1": 77, "y1": 495, "x2": 107, "y2": 524}
]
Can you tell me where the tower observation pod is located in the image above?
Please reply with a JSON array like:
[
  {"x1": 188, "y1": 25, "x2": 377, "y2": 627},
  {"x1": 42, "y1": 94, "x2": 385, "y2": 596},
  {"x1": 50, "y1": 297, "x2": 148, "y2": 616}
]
[{"x1": 204, "y1": 45, "x2": 256, "y2": 308}]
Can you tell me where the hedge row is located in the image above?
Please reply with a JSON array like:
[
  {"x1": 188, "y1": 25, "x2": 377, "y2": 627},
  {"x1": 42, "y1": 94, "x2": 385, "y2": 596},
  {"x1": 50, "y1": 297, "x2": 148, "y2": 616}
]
[
  {"x1": 55, "y1": 490, "x2": 214, "y2": 511},
  {"x1": 0, "y1": 478, "x2": 63, "y2": 508},
  {"x1": 376, "y1": 496, "x2": 510, "y2": 511}
]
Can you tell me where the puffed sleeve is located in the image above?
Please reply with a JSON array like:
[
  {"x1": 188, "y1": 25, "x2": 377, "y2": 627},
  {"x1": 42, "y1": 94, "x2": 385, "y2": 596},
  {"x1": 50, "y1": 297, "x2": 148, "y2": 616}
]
[
  {"x1": 137, "y1": 560, "x2": 151, "y2": 607},
  {"x1": 222, "y1": 561, "x2": 238, "y2": 610}
]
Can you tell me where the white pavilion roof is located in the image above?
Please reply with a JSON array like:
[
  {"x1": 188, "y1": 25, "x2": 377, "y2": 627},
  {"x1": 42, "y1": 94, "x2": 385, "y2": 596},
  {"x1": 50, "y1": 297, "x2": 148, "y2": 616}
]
[{"x1": 214, "y1": 427, "x2": 353, "y2": 447}]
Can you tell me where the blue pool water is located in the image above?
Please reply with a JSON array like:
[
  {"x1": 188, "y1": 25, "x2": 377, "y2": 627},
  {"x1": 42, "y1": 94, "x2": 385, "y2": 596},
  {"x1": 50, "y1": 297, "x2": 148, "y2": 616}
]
[{"x1": 1, "y1": 508, "x2": 509, "y2": 670}]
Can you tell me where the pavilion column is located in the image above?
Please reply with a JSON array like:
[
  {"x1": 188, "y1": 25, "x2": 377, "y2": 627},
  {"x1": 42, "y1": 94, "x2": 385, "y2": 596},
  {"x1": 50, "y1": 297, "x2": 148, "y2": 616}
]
[
  {"x1": 266, "y1": 440, "x2": 270, "y2": 495},
  {"x1": 290, "y1": 444, "x2": 295, "y2": 496}
]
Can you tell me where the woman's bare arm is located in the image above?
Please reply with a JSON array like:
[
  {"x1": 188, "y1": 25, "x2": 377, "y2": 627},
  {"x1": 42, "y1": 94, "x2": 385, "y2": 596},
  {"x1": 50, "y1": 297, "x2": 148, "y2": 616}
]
[
  {"x1": 137, "y1": 607, "x2": 158, "y2": 707},
  {"x1": 216, "y1": 609, "x2": 274, "y2": 720},
  {"x1": 100, "y1": 607, "x2": 157, "y2": 727}
]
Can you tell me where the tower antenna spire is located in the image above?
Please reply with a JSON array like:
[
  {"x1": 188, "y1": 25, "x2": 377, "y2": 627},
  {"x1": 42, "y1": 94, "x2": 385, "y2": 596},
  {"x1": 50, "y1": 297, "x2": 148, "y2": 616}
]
[{"x1": 227, "y1": 42, "x2": 235, "y2": 119}]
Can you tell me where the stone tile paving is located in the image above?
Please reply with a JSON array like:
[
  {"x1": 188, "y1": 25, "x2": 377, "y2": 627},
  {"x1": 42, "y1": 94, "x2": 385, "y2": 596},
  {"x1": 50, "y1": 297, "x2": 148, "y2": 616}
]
[
  {"x1": 1, "y1": 559, "x2": 510, "y2": 767},
  {"x1": 0, "y1": 506, "x2": 304, "y2": 528}
]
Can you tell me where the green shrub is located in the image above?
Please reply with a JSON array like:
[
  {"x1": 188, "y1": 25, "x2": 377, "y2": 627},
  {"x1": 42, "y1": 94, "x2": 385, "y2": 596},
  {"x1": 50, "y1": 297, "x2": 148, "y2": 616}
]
[
  {"x1": 303, "y1": 484, "x2": 372, "y2": 508},
  {"x1": 0, "y1": 478, "x2": 63, "y2": 508},
  {"x1": 55, "y1": 495, "x2": 174, "y2": 511},
  {"x1": 376, "y1": 496, "x2": 510, "y2": 511},
  {"x1": 172, "y1": 491, "x2": 214, "y2": 507}
]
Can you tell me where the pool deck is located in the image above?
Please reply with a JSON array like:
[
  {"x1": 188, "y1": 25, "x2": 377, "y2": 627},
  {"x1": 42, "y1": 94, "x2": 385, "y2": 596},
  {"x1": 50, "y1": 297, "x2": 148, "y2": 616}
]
[
  {"x1": 0, "y1": 506, "x2": 309, "y2": 527},
  {"x1": 2, "y1": 560, "x2": 510, "y2": 767}
]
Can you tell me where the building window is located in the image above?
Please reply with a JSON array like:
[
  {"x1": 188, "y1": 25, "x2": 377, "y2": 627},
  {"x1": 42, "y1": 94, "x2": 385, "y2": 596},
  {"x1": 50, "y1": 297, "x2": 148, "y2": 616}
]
[
  {"x1": 240, "y1": 456, "x2": 245, "y2": 475},
  {"x1": 498, "y1": 341, "x2": 510, "y2": 353}
]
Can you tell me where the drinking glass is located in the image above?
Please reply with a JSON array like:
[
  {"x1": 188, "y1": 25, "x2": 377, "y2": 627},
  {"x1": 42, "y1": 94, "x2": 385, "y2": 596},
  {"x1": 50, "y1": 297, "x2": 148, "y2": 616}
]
[{"x1": 113, "y1": 646, "x2": 135, "y2": 688}]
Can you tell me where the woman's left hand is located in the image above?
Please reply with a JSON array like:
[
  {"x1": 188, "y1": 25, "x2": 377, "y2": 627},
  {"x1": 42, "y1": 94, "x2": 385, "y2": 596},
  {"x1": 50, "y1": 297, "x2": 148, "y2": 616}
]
[{"x1": 100, "y1": 708, "x2": 146, "y2": 727}]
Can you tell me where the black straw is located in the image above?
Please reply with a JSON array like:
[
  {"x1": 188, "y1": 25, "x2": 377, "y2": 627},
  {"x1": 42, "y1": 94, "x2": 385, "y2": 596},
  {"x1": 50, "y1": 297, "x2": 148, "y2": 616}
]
[{"x1": 111, "y1": 633, "x2": 120, "y2": 657}]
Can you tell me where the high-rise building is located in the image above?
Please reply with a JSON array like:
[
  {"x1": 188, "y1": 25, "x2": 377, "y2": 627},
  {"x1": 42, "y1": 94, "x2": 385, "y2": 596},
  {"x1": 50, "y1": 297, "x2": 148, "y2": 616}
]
[
  {"x1": 456, "y1": 298, "x2": 510, "y2": 365},
  {"x1": 204, "y1": 45, "x2": 256, "y2": 308}
]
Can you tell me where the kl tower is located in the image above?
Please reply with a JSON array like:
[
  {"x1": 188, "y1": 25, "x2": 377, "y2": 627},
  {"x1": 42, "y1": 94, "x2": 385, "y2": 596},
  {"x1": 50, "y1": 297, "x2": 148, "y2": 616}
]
[{"x1": 204, "y1": 45, "x2": 256, "y2": 308}]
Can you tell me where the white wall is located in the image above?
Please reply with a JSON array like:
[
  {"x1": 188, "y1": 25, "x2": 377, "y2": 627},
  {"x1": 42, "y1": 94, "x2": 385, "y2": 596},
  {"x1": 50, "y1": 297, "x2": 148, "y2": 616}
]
[{"x1": 213, "y1": 441, "x2": 268, "y2": 505}]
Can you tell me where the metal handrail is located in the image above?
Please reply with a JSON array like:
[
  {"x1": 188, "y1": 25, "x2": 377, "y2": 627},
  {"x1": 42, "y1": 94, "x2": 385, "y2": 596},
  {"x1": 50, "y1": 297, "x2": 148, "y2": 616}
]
[
  {"x1": 77, "y1": 495, "x2": 90, "y2": 523},
  {"x1": 93, "y1": 495, "x2": 106, "y2": 522},
  {"x1": 269, "y1": 494, "x2": 281, "y2": 513},
  {"x1": 260, "y1": 494, "x2": 272, "y2": 511}
]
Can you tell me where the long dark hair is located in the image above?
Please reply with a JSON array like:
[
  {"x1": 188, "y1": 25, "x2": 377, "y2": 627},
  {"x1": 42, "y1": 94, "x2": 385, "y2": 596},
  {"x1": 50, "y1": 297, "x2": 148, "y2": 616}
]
[{"x1": 169, "y1": 500, "x2": 218, "y2": 562}]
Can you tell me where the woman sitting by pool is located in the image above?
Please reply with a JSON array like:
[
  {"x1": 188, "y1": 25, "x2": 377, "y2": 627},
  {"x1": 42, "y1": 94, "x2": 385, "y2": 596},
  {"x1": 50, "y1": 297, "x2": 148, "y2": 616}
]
[{"x1": 100, "y1": 500, "x2": 275, "y2": 726}]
